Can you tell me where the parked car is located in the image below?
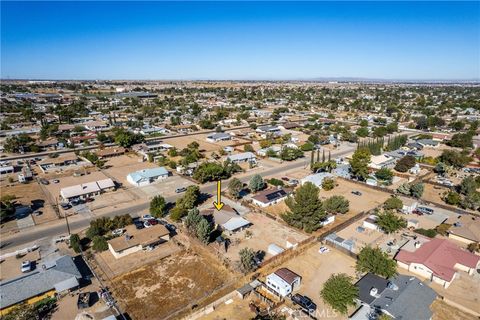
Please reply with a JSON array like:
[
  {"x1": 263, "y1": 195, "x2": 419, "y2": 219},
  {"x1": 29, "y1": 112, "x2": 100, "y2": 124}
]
[
  {"x1": 318, "y1": 246, "x2": 330, "y2": 254},
  {"x1": 147, "y1": 219, "x2": 158, "y2": 226},
  {"x1": 134, "y1": 220, "x2": 145, "y2": 230},
  {"x1": 85, "y1": 198, "x2": 94, "y2": 203},
  {"x1": 52, "y1": 179, "x2": 60, "y2": 184},
  {"x1": 142, "y1": 214, "x2": 153, "y2": 220},
  {"x1": 417, "y1": 206, "x2": 434, "y2": 215},
  {"x1": 70, "y1": 199, "x2": 81, "y2": 206},
  {"x1": 165, "y1": 224, "x2": 176, "y2": 232},
  {"x1": 291, "y1": 294, "x2": 317, "y2": 313},
  {"x1": 175, "y1": 187, "x2": 187, "y2": 193},
  {"x1": 60, "y1": 203, "x2": 71, "y2": 210},
  {"x1": 39, "y1": 178, "x2": 49, "y2": 185},
  {"x1": 21, "y1": 261, "x2": 33, "y2": 273},
  {"x1": 288, "y1": 179, "x2": 299, "y2": 186},
  {"x1": 281, "y1": 176, "x2": 290, "y2": 181},
  {"x1": 351, "y1": 190, "x2": 362, "y2": 196},
  {"x1": 143, "y1": 221, "x2": 152, "y2": 228},
  {"x1": 112, "y1": 228, "x2": 125, "y2": 236}
]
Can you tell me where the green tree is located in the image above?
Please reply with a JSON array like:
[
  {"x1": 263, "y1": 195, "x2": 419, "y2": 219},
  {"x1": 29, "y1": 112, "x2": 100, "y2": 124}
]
[
  {"x1": 383, "y1": 197, "x2": 403, "y2": 211},
  {"x1": 92, "y1": 236, "x2": 108, "y2": 252},
  {"x1": 349, "y1": 148, "x2": 371, "y2": 181},
  {"x1": 282, "y1": 182, "x2": 325, "y2": 232},
  {"x1": 323, "y1": 195, "x2": 349, "y2": 215},
  {"x1": 320, "y1": 273, "x2": 358, "y2": 314},
  {"x1": 463, "y1": 191, "x2": 480, "y2": 210},
  {"x1": 279, "y1": 147, "x2": 303, "y2": 161},
  {"x1": 69, "y1": 234, "x2": 81, "y2": 253},
  {"x1": 394, "y1": 155, "x2": 416, "y2": 172},
  {"x1": 375, "y1": 168, "x2": 394, "y2": 184},
  {"x1": 458, "y1": 176, "x2": 479, "y2": 196},
  {"x1": 356, "y1": 127, "x2": 369, "y2": 138},
  {"x1": 184, "y1": 207, "x2": 203, "y2": 234},
  {"x1": 228, "y1": 178, "x2": 243, "y2": 199},
  {"x1": 439, "y1": 150, "x2": 471, "y2": 168},
  {"x1": 444, "y1": 191, "x2": 461, "y2": 206},
  {"x1": 410, "y1": 183, "x2": 424, "y2": 198},
  {"x1": 171, "y1": 186, "x2": 201, "y2": 221},
  {"x1": 322, "y1": 178, "x2": 335, "y2": 191},
  {"x1": 196, "y1": 218, "x2": 212, "y2": 244},
  {"x1": 356, "y1": 246, "x2": 397, "y2": 278},
  {"x1": 239, "y1": 247, "x2": 256, "y2": 273},
  {"x1": 150, "y1": 195, "x2": 167, "y2": 217},
  {"x1": 249, "y1": 174, "x2": 265, "y2": 193},
  {"x1": 376, "y1": 210, "x2": 407, "y2": 233}
]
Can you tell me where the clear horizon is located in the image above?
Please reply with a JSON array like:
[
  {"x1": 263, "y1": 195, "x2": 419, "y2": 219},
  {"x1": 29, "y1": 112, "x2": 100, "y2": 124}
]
[{"x1": 1, "y1": 1, "x2": 479, "y2": 81}]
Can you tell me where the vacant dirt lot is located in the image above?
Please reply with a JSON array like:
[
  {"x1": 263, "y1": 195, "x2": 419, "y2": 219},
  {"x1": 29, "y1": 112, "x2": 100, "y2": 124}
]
[
  {"x1": 223, "y1": 212, "x2": 308, "y2": 262},
  {"x1": 431, "y1": 299, "x2": 478, "y2": 320},
  {"x1": 102, "y1": 153, "x2": 157, "y2": 186},
  {"x1": 274, "y1": 245, "x2": 358, "y2": 320},
  {"x1": 1, "y1": 180, "x2": 58, "y2": 226},
  {"x1": 319, "y1": 179, "x2": 391, "y2": 214},
  {"x1": 111, "y1": 250, "x2": 235, "y2": 320},
  {"x1": 164, "y1": 134, "x2": 250, "y2": 153}
]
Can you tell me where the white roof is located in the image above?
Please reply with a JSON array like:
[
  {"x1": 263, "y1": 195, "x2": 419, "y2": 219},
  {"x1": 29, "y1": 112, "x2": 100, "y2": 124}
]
[
  {"x1": 301, "y1": 172, "x2": 334, "y2": 186},
  {"x1": 60, "y1": 178, "x2": 114, "y2": 199},
  {"x1": 222, "y1": 217, "x2": 250, "y2": 232},
  {"x1": 267, "y1": 243, "x2": 285, "y2": 255}
]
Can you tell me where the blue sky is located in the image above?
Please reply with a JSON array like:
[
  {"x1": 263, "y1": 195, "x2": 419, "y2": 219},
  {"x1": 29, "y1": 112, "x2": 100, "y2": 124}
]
[{"x1": 1, "y1": 1, "x2": 479, "y2": 80}]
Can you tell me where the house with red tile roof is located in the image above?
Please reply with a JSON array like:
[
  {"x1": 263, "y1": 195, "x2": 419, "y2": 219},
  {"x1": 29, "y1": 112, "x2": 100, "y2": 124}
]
[{"x1": 395, "y1": 237, "x2": 480, "y2": 288}]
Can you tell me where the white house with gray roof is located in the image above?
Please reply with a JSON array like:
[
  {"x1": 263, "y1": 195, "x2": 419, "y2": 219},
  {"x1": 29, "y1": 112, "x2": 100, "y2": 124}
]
[{"x1": 126, "y1": 167, "x2": 169, "y2": 187}]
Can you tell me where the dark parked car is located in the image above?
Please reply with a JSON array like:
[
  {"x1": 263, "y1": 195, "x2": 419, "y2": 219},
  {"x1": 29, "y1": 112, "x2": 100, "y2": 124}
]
[
  {"x1": 134, "y1": 220, "x2": 145, "y2": 229},
  {"x1": 39, "y1": 178, "x2": 49, "y2": 185},
  {"x1": 147, "y1": 218, "x2": 158, "y2": 225},
  {"x1": 175, "y1": 187, "x2": 187, "y2": 193},
  {"x1": 60, "y1": 203, "x2": 71, "y2": 210},
  {"x1": 351, "y1": 190, "x2": 362, "y2": 196},
  {"x1": 291, "y1": 294, "x2": 317, "y2": 313}
]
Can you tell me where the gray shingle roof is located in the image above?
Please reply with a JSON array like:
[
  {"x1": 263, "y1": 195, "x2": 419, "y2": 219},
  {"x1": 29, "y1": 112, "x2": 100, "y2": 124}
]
[
  {"x1": 0, "y1": 256, "x2": 82, "y2": 309},
  {"x1": 356, "y1": 273, "x2": 437, "y2": 320}
]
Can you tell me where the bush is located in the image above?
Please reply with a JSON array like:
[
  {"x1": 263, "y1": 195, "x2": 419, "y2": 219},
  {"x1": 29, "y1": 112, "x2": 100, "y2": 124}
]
[
  {"x1": 92, "y1": 236, "x2": 108, "y2": 252},
  {"x1": 383, "y1": 197, "x2": 403, "y2": 211},
  {"x1": 322, "y1": 178, "x2": 335, "y2": 191},
  {"x1": 150, "y1": 195, "x2": 167, "y2": 217},
  {"x1": 323, "y1": 195, "x2": 349, "y2": 215},
  {"x1": 69, "y1": 234, "x2": 81, "y2": 253},
  {"x1": 266, "y1": 178, "x2": 284, "y2": 187},
  {"x1": 394, "y1": 155, "x2": 416, "y2": 172},
  {"x1": 320, "y1": 274, "x2": 358, "y2": 314},
  {"x1": 414, "y1": 228, "x2": 437, "y2": 238},
  {"x1": 444, "y1": 191, "x2": 461, "y2": 206},
  {"x1": 249, "y1": 174, "x2": 265, "y2": 193}
]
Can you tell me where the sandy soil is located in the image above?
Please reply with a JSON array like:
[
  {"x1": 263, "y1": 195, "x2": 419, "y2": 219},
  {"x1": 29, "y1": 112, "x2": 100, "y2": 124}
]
[
  {"x1": 110, "y1": 250, "x2": 234, "y2": 320},
  {"x1": 431, "y1": 299, "x2": 478, "y2": 320}
]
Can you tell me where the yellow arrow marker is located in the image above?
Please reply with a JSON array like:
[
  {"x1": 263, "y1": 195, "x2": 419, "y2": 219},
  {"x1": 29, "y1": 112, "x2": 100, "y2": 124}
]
[{"x1": 213, "y1": 180, "x2": 224, "y2": 211}]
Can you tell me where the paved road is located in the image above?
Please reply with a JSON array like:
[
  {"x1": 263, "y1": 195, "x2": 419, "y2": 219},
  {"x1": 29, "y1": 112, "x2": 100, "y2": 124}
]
[{"x1": 1, "y1": 146, "x2": 355, "y2": 249}]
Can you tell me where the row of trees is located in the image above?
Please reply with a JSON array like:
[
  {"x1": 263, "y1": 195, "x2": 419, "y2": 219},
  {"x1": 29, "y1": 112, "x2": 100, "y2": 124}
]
[{"x1": 192, "y1": 160, "x2": 242, "y2": 183}]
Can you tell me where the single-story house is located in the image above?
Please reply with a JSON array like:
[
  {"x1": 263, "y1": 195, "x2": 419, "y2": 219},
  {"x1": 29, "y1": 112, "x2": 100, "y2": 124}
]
[
  {"x1": 60, "y1": 178, "x2": 115, "y2": 202},
  {"x1": 395, "y1": 237, "x2": 480, "y2": 288},
  {"x1": 0, "y1": 256, "x2": 82, "y2": 315},
  {"x1": 256, "y1": 125, "x2": 281, "y2": 134},
  {"x1": 301, "y1": 172, "x2": 334, "y2": 188},
  {"x1": 266, "y1": 268, "x2": 301, "y2": 297},
  {"x1": 369, "y1": 154, "x2": 396, "y2": 170},
  {"x1": 200, "y1": 205, "x2": 251, "y2": 235},
  {"x1": 139, "y1": 126, "x2": 169, "y2": 135},
  {"x1": 417, "y1": 139, "x2": 439, "y2": 148},
  {"x1": 126, "y1": 167, "x2": 169, "y2": 187},
  {"x1": 39, "y1": 154, "x2": 79, "y2": 173},
  {"x1": 133, "y1": 142, "x2": 173, "y2": 156},
  {"x1": 226, "y1": 152, "x2": 257, "y2": 164},
  {"x1": 83, "y1": 121, "x2": 109, "y2": 131},
  {"x1": 251, "y1": 187, "x2": 292, "y2": 207},
  {"x1": 351, "y1": 273, "x2": 436, "y2": 320},
  {"x1": 363, "y1": 215, "x2": 380, "y2": 230},
  {"x1": 108, "y1": 224, "x2": 170, "y2": 259},
  {"x1": 96, "y1": 147, "x2": 126, "y2": 159},
  {"x1": 206, "y1": 132, "x2": 231, "y2": 143}
]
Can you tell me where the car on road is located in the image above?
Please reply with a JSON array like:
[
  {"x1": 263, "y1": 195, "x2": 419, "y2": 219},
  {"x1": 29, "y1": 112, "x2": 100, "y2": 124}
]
[
  {"x1": 52, "y1": 179, "x2": 60, "y2": 184},
  {"x1": 21, "y1": 261, "x2": 33, "y2": 273},
  {"x1": 112, "y1": 228, "x2": 125, "y2": 236},
  {"x1": 142, "y1": 214, "x2": 153, "y2": 220},
  {"x1": 39, "y1": 178, "x2": 49, "y2": 185},
  {"x1": 351, "y1": 190, "x2": 362, "y2": 196},
  {"x1": 291, "y1": 294, "x2": 317, "y2": 313},
  {"x1": 281, "y1": 176, "x2": 290, "y2": 181},
  {"x1": 175, "y1": 187, "x2": 187, "y2": 193}
]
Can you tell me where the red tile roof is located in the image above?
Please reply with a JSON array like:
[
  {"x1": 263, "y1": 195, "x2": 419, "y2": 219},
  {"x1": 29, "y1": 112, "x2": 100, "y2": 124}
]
[{"x1": 395, "y1": 238, "x2": 480, "y2": 282}]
